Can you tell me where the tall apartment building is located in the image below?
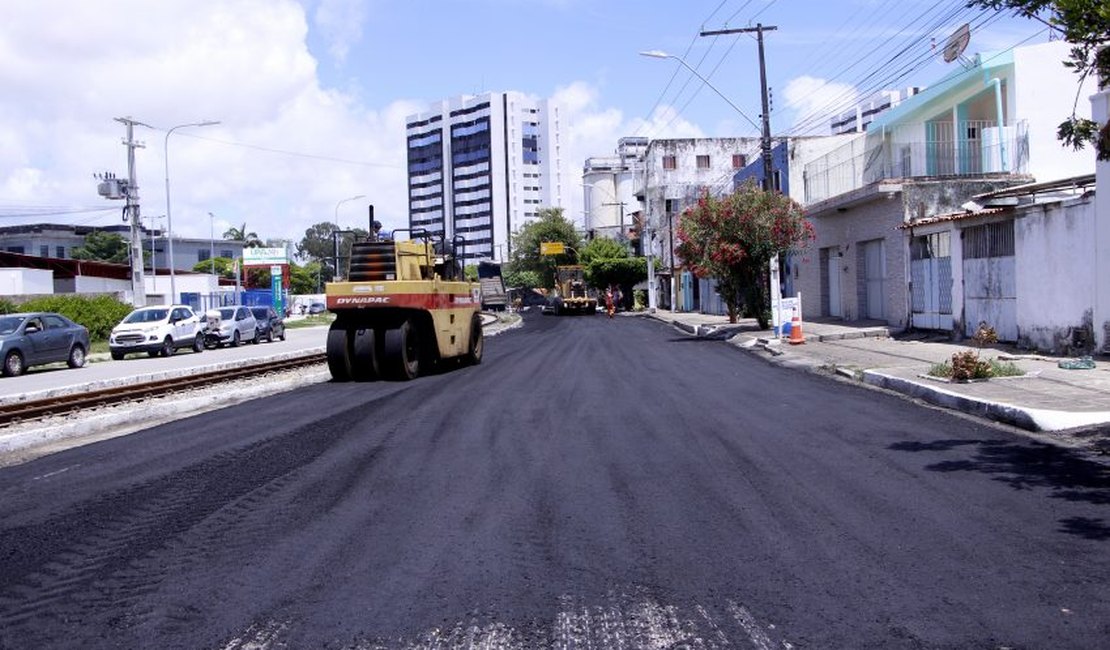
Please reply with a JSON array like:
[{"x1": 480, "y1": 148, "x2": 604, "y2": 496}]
[
  {"x1": 830, "y1": 88, "x2": 922, "y2": 135},
  {"x1": 405, "y1": 92, "x2": 564, "y2": 261}
]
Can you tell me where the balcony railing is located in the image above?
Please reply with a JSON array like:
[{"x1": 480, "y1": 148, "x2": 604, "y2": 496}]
[{"x1": 804, "y1": 120, "x2": 1029, "y2": 205}]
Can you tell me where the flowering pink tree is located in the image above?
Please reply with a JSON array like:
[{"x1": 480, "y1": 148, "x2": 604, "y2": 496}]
[{"x1": 675, "y1": 180, "x2": 814, "y2": 327}]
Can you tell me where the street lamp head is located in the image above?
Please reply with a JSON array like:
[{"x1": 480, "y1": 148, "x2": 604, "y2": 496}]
[
  {"x1": 639, "y1": 50, "x2": 670, "y2": 59},
  {"x1": 197, "y1": 120, "x2": 220, "y2": 127}
]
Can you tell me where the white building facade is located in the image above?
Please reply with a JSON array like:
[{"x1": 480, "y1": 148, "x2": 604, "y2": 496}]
[
  {"x1": 582, "y1": 137, "x2": 647, "y2": 240},
  {"x1": 405, "y1": 92, "x2": 565, "y2": 262}
]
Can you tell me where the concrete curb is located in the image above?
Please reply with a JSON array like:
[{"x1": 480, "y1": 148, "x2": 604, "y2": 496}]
[
  {"x1": 643, "y1": 312, "x2": 1110, "y2": 434},
  {"x1": 863, "y1": 370, "x2": 1110, "y2": 433}
]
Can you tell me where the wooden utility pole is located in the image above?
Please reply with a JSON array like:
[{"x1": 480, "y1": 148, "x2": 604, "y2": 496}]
[{"x1": 700, "y1": 24, "x2": 784, "y2": 334}]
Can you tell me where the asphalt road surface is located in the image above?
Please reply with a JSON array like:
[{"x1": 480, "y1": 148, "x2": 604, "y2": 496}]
[{"x1": 0, "y1": 311, "x2": 1107, "y2": 649}]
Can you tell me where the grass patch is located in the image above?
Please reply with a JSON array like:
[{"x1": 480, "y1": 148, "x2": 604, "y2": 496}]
[
  {"x1": 284, "y1": 314, "x2": 335, "y2": 329},
  {"x1": 928, "y1": 358, "x2": 1024, "y2": 380}
]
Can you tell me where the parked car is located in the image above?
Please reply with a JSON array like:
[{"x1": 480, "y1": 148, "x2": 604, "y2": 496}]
[
  {"x1": 308, "y1": 302, "x2": 326, "y2": 315},
  {"x1": 251, "y1": 306, "x2": 286, "y2": 342},
  {"x1": 0, "y1": 312, "x2": 90, "y2": 377},
  {"x1": 109, "y1": 305, "x2": 203, "y2": 360},
  {"x1": 202, "y1": 306, "x2": 258, "y2": 348}
]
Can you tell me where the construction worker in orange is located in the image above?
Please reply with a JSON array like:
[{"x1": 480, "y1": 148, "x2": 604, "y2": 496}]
[{"x1": 605, "y1": 286, "x2": 615, "y2": 319}]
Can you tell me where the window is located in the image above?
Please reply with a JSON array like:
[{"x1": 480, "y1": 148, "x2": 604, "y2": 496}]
[
  {"x1": 662, "y1": 155, "x2": 676, "y2": 170},
  {"x1": 40, "y1": 245, "x2": 49, "y2": 257},
  {"x1": 696, "y1": 155, "x2": 710, "y2": 169},
  {"x1": 665, "y1": 199, "x2": 678, "y2": 214},
  {"x1": 7, "y1": 246, "x2": 24, "y2": 254},
  {"x1": 55, "y1": 246, "x2": 65, "y2": 258},
  {"x1": 962, "y1": 222, "x2": 1013, "y2": 259},
  {"x1": 197, "y1": 250, "x2": 210, "y2": 262},
  {"x1": 732, "y1": 154, "x2": 747, "y2": 169},
  {"x1": 220, "y1": 250, "x2": 234, "y2": 259},
  {"x1": 44, "y1": 315, "x2": 67, "y2": 329}
]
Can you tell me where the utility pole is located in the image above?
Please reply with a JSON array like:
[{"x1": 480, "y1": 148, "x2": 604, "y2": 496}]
[
  {"x1": 602, "y1": 201, "x2": 627, "y2": 242},
  {"x1": 114, "y1": 117, "x2": 148, "y2": 307},
  {"x1": 700, "y1": 24, "x2": 783, "y2": 334}
]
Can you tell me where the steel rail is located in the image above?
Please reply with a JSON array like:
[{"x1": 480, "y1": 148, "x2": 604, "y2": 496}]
[{"x1": 0, "y1": 353, "x2": 327, "y2": 427}]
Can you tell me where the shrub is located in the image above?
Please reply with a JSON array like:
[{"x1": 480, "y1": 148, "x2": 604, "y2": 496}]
[
  {"x1": 950, "y1": 350, "x2": 993, "y2": 381},
  {"x1": 0, "y1": 298, "x2": 16, "y2": 315},
  {"x1": 17, "y1": 294, "x2": 133, "y2": 341}
]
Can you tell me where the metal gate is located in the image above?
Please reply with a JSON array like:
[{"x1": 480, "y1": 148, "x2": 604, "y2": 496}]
[
  {"x1": 961, "y1": 221, "x2": 1017, "y2": 340},
  {"x1": 910, "y1": 232, "x2": 952, "y2": 330},
  {"x1": 861, "y1": 239, "x2": 885, "y2": 320}
]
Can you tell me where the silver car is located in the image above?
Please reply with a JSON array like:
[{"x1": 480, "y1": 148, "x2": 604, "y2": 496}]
[
  {"x1": 0, "y1": 312, "x2": 91, "y2": 377},
  {"x1": 202, "y1": 306, "x2": 258, "y2": 348}
]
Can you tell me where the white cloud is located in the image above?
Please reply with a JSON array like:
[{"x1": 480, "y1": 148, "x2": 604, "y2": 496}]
[
  {"x1": 312, "y1": 0, "x2": 368, "y2": 65},
  {"x1": 781, "y1": 75, "x2": 860, "y2": 134},
  {"x1": 0, "y1": 0, "x2": 413, "y2": 245}
]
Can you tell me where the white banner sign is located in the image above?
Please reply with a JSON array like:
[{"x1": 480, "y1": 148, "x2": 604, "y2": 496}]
[{"x1": 243, "y1": 247, "x2": 288, "y2": 266}]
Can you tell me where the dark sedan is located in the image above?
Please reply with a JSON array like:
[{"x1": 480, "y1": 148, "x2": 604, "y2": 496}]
[
  {"x1": 250, "y1": 306, "x2": 286, "y2": 343},
  {"x1": 0, "y1": 312, "x2": 90, "y2": 377}
]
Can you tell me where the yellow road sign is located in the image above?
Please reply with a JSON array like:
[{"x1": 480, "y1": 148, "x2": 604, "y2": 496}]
[{"x1": 540, "y1": 241, "x2": 565, "y2": 255}]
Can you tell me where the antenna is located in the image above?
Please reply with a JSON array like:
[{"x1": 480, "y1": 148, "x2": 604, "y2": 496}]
[{"x1": 942, "y1": 23, "x2": 972, "y2": 66}]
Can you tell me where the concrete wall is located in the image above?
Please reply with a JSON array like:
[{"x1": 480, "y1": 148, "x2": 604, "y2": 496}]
[
  {"x1": 1094, "y1": 89, "x2": 1110, "y2": 352},
  {"x1": 1014, "y1": 196, "x2": 1096, "y2": 353},
  {"x1": 0, "y1": 268, "x2": 53, "y2": 295}
]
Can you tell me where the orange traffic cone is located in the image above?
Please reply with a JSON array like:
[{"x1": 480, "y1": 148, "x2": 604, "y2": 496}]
[{"x1": 788, "y1": 312, "x2": 805, "y2": 345}]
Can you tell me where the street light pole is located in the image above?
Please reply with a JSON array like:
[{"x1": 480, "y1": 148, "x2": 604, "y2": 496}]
[
  {"x1": 207, "y1": 212, "x2": 217, "y2": 275},
  {"x1": 643, "y1": 34, "x2": 781, "y2": 324},
  {"x1": 333, "y1": 194, "x2": 365, "y2": 281},
  {"x1": 163, "y1": 120, "x2": 219, "y2": 304}
]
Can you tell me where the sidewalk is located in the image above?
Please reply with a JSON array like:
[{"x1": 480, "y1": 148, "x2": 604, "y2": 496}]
[{"x1": 641, "y1": 309, "x2": 1110, "y2": 453}]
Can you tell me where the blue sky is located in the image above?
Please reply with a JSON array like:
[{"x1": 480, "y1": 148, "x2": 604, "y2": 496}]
[{"x1": 0, "y1": 0, "x2": 1052, "y2": 246}]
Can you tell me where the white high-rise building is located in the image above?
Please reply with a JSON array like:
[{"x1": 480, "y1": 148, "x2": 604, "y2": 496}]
[{"x1": 405, "y1": 92, "x2": 564, "y2": 262}]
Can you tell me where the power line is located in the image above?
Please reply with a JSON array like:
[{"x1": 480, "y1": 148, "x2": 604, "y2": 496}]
[
  {"x1": 785, "y1": 3, "x2": 996, "y2": 136},
  {"x1": 152, "y1": 129, "x2": 401, "y2": 168}
]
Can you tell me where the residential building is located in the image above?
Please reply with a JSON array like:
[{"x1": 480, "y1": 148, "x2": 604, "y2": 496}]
[
  {"x1": 0, "y1": 223, "x2": 242, "y2": 274},
  {"x1": 637, "y1": 137, "x2": 763, "y2": 311},
  {"x1": 582, "y1": 137, "x2": 647, "y2": 241},
  {"x1": 899, "y1": 175, "x2": 1096, "y2": 351},
  {"x1": 0, "y1": 223, "x2": 133, "y2": 261},
  {"x1": 795, "y1": 40, "x2": 1097, "y2": 334},
  {"x1": 732, "y1": 135, "x2": 858, "y2": 303},
  {"x1": 405, "y1": 92, "x2": 565, "y2": 262}
]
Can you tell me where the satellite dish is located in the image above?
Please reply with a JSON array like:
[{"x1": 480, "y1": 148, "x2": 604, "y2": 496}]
[{"x1": 942, "y1": 23, "x2": 971, "y2": 63}]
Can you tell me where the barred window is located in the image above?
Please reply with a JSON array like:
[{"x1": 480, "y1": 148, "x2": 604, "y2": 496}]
[{"x1": 962, "y1": 221, "x2": 1013, "y2": 259}]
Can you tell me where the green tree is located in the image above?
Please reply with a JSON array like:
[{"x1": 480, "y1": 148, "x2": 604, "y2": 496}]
[
  {"x1": 223, "y1": 222, "x2": 263, "y2": 248},
  {"x1": 506, "y1": 207, "x2": 582, "y2": 288},
  {"x1": 290, "y1": 261, "x2": 321, "y2": 295},
  {"x1": 676, "y1": 181, "x2": 814, "y2": 328},
  {"x1": 192, "y1": 257, "x2": 236, "y2": 279},
  {"x1": 71, "y1": 231, "x2": 130, "y2": 264},
  {"x1": 295, "y1": 221, "x2": 368, "y2": 280},
  {"x1": 502, "y1": 269, "x2": 543, "y2": 290},
  {"x1": 969, "y1": 0, "x2": 1109, "y2": 159},
  {"x1": 579, "y1": 236, "x2": 646, "y2": 309}
]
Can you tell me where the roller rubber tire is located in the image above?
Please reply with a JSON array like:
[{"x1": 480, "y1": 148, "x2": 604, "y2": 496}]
[
  {"x1": 326, "y1": 323, "x2": 352, "y2": 381},
  {"x1": 382, "y1": 320, "x2": 420, "y2": 381},
  {"x1": 350, "y1": 328, "x2": 379, "y2": 381},
  {"x1": 465, "y1": 314, "x2": 483, "y2": 366}
]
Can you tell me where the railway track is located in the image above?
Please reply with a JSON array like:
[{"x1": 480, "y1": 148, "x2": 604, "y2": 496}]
[{"x1": 0, "y1": 353, "x2": 327, "y2": 427}]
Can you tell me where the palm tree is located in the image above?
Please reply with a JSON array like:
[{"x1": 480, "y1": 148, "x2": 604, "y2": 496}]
[{"x1": 223, "y1": 222, "x2": 263, "y2": 248}]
